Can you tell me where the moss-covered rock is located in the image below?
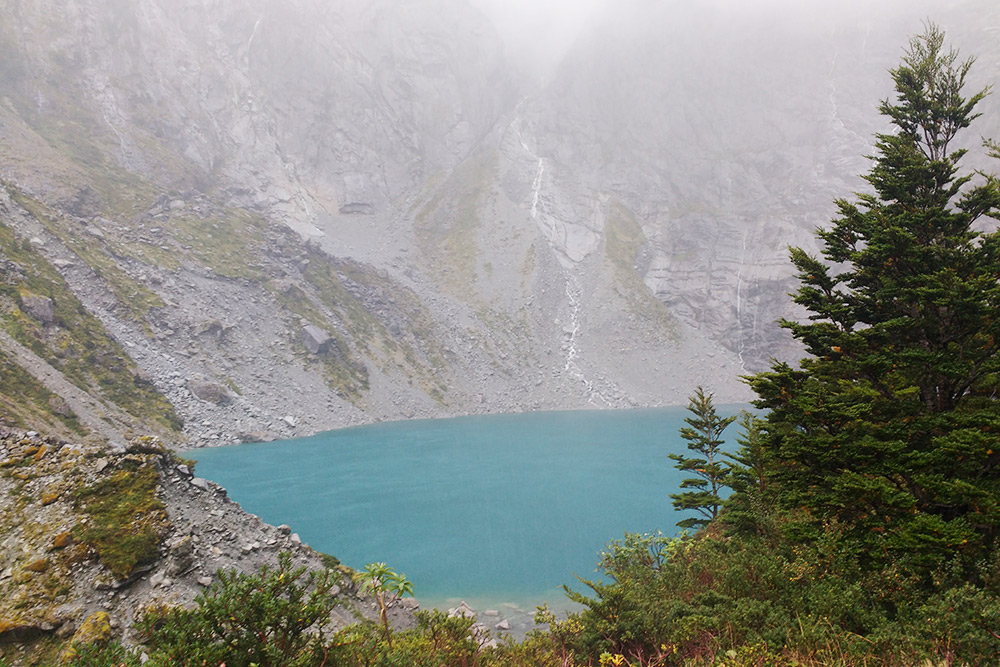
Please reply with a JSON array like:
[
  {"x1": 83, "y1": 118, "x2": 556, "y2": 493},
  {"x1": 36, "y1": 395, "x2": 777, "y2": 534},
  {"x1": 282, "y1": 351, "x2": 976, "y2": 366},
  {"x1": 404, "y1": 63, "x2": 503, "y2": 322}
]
[
  {"x1": 24, "y1": 557, "x2": 49, "y2": 573},
  {"x1": 72, "y1": 458, "x2": 169, "y2": 580},
  {"x1": 58, "y1": 611, "x2": 110, "y2": 664},
  {"x1": 51, "y1": 531, "x2": 73, "y2": 549}
]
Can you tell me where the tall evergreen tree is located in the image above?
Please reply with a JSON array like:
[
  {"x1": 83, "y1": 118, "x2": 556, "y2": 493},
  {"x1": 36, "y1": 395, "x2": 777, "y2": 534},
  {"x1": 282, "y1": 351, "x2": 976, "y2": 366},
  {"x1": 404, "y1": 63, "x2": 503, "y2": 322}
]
[
  {"x1": 748, "y1": 24, "x2": 1000, "y2": 572},
  {"x1": 670, "y1": 386, "x2": 736, "y2": 529}
]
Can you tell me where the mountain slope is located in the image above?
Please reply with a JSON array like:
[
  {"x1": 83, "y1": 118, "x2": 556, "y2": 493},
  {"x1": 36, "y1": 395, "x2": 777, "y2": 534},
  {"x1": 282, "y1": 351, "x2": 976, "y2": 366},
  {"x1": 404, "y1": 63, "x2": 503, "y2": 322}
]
[{"x1": 0, "y1": 0, "x2": 998, "y2": 444}]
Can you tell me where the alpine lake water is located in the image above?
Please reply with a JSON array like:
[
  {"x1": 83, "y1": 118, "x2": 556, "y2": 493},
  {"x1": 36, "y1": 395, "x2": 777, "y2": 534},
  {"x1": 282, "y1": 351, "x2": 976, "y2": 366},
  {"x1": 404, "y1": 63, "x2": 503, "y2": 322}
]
[{"x1": 191, "y1": 406, "x2": 746, "y2": 635}]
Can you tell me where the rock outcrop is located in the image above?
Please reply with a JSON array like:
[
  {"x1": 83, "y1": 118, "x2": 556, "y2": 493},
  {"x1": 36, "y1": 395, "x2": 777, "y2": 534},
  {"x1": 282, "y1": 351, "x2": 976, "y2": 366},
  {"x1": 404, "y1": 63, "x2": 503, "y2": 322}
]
[{"x1": 0, "y1": 425, "x2": 406, "y2": 651}]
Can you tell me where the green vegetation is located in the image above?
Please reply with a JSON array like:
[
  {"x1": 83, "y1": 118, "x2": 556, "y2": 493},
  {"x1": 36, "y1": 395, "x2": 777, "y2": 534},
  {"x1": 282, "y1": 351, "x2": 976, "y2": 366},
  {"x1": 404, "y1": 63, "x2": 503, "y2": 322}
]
[
  {"x1": 567, "y1": 530, "x2": 1000, "y2": 665},
  {"x1": 37, "y1": 555, "x2": 579, "y2": 667},
  {"x1": 71, "y1": 458, "x2": 169, "y2": 580},
  {"x1": 562, "y1": 24, "x2": 1000, "y2": 665},
  {"x1": 9, "y1": 21, "x2": 1000, "y2": 667},
  {"x1": 301, "y1": 251, "x2": 449, "y2": 403},
  {"x1": 135, "y1": 553, "x2": 338, "y2": 667},
  {"x1": 749, "y1": 23, "x2": 1000, "y2": 576},
  {"x1": 356, "y1": 561, "x2": 415, "y2": 648},
  {"x1": 171, "y1": 211, "x2": 268, "y2": 280},
  {"x1": 7, "y1": 189, "x2": 166, "y2": 325},
  {"x1": 270, "y1": 275, "x2": 370, "y2": 402},
  {"x1": 668, "y1": 387, "x2": 735, "y2": 529},
  {"x1": 414, "y1": 150, "x2": 497, "y2": 299},
  {"x1": 0, "y1": 350, "x2": 86, "y2": 435}
]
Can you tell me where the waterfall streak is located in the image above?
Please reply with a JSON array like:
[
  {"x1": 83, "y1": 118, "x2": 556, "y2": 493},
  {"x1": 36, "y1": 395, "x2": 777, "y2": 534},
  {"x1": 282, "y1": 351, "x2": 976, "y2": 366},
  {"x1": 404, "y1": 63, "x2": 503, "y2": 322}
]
[
  {"x1": 100, "y1": 105, "x2": 128, "y2": 165},
  {"x1": 735, "y1": 230, "x2": 747, "y2": 372},
  {"x1": 508, "y1": 104, "x2": 611, "y2": 406},
  {"x1": 530, "y1": 158, "x2": 544, "y2": 220},
  {"x1": 247, "y1": 18, "x2": 263, "y2": 53},
  {"x1": 563, "y1": 275, "x2": 612, "y2": 407}
]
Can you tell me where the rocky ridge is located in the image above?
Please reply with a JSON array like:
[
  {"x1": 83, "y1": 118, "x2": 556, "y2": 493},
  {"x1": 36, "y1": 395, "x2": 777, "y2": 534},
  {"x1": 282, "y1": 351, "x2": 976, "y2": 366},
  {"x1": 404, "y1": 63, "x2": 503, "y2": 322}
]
[{"x1": 0, "y1": 425, "x2": 411, "y2": 658}]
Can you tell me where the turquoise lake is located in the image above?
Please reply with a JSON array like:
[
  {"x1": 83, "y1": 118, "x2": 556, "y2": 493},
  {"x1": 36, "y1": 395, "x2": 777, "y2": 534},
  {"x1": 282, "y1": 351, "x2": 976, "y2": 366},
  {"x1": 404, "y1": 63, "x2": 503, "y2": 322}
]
[{"x1": 191, "y1": 406, "x2": 744, "y2": 618}]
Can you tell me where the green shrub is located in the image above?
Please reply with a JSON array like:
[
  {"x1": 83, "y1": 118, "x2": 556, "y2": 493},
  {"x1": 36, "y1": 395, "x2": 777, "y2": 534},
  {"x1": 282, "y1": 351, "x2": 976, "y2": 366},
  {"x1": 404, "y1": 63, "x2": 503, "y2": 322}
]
[
  {"x1": 64, "y1": 642, "x2": 142, "y2": 667},
  {"x1": 138, "y1": 552, "x2": 338, "y2": 667}
]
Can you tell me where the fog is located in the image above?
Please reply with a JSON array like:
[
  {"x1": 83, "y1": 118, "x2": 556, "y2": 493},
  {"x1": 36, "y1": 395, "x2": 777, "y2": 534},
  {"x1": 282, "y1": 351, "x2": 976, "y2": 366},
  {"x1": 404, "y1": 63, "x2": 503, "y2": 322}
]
[
  {"x1": 465, "y1": 0, "x2": 953, "y2": 81},
  {"x1": 466, "y1": 0, "x2": 609, "y2": 79}
]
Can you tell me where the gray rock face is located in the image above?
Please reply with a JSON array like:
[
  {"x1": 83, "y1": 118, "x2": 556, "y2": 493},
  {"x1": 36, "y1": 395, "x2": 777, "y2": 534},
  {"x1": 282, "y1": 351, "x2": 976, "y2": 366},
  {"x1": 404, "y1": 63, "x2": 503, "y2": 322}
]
[
  {"x1": 21, "y1": 296, "x2": 55, "y2": 324},
  {"x1": 300, "y1": 325, "x2": 332, "y2": 355}
]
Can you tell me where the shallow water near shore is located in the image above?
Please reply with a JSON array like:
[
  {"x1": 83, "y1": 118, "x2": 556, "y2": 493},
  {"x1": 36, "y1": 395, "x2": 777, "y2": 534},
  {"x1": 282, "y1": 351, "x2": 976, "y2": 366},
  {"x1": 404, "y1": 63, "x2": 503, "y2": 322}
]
[{"x1": 192, "y1": 406, "x2": 744, "y2": 632}]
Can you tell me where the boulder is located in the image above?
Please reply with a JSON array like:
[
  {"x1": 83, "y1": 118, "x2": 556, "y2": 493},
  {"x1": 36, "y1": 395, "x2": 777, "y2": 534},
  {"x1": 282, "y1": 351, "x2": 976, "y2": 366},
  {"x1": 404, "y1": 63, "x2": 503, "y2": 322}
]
[
  {"x1": 188, "y1": 381, "x2": 233, "y2": 405},
  {"x1": 47, "y1": 396, "x2": 72, "y2": 417},
  {"x1": 0, "y1": 617, "x2": 50, "y2": 643},
  {"x1": 21, "y1": 296, "x2": 54, "y2": 324},
  {"x1": 300, "y1": 324, "x2": 332, "y2": 355},
  {"x1": 339, "y1": 202, "x2": 374, "y2": 215},
  {"x1": 448, "y1": 601, "x2": 476, "y2": 619},
  {"x1": 166, "y1": 535, "x2": 195, "y2": 575},
  {"x1": 126, "y1": 436, "x2": 166, "y2": 455},
  {"x1": 236, "y1": 430, "x2": 275, "y2": 444},
  {"x1": 190, "y1": 477, "x2": 211, "y2": 491},
  {"x1": 59, "y1": 611, "x2": 111, "y2": 663},
  {"x1": 196, "y1": 319, "x2": 231, "y2": 341}
]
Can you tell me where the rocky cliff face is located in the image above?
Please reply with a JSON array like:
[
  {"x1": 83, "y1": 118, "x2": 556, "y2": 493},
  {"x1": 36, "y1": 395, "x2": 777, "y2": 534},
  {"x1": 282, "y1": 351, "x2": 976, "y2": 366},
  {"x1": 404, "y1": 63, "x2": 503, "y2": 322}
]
[
  {"x1": 0, "y1": 0, "x2": 998, "y2": 445},
  {"x1": 514, "y1": 0, "x2": 1000, "y2": 371}
]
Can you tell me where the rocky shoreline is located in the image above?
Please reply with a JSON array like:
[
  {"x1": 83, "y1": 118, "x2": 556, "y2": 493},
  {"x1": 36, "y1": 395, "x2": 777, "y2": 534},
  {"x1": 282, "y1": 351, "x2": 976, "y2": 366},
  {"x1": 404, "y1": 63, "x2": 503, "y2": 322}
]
[{"x1": 0, "y1": 426, "x2": 413, "y2": 657}]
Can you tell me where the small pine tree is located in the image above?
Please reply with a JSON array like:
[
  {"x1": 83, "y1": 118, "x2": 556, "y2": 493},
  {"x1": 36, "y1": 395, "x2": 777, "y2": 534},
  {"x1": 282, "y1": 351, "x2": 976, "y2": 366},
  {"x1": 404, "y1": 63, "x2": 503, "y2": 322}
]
[
  {"x1": 721, "y1": 411, "x2": 774, "y2": 537},
  {"x1": 669, "y1": 387, "x2": 736, "y2": 529}
]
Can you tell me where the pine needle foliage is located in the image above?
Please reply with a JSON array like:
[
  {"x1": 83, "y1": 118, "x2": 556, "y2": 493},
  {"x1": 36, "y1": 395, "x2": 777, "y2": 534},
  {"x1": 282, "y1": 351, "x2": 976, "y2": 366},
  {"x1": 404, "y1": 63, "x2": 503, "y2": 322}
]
[
  {"x1": 669, "y1": 387, "x2": 736, "y2": 529},
  {"x1": 747, "y1": 23, "x2": 1000, "y2": 576}
]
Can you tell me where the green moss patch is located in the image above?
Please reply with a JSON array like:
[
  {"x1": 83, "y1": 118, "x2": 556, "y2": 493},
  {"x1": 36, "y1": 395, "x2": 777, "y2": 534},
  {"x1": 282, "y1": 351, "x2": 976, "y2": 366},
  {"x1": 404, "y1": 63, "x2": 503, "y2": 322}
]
[
  {"x1": 8, "y1": 189, "x2": 165, "y2": 324},
  {"x1": 414, "y1": 150, "x2": 497, "y2": 300},
  {"x1": 0, "y1": 351, "x2": 86, "y2": 436},
  {"x1": 303, "y1": 254, "x2": 449, "y2": 403},
  {"x1": 171, "y1": 210, "x2": 267, "y2": 280},
  {"x1": 72, "y1": 458, "x2": 168, "y2": 580},
  {"x1": 270, "y1": 278, "x2": 370, "y2": 403}
]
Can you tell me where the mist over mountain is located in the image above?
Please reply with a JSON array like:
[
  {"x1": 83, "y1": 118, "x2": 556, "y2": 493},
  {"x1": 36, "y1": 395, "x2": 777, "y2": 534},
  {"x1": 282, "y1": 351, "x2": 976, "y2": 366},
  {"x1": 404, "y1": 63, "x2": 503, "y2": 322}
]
[{"x1": 0, "y1": 0, "x2": 998, "y2": 445}]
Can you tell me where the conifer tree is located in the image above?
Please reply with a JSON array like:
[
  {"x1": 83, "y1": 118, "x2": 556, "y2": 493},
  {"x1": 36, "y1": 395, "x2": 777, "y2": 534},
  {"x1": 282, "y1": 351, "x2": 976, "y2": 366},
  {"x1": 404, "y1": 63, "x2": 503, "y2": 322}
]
[
  {"x1": 670, "y1": 387, "x2": 735, "y2": 529},
  {"x1": 721, "y1": 412, "x2": 774, "y2": 537},
  {"x1": 748, "y1": 24, "x2": 1000, "y2": 572}
]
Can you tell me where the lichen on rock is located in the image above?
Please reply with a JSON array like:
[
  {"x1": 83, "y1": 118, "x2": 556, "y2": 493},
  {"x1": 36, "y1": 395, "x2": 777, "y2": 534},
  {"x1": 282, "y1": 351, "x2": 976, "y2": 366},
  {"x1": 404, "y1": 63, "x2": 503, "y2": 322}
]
[{"x1": 58, "y1": 610, "x2": 110, "y2": 664}]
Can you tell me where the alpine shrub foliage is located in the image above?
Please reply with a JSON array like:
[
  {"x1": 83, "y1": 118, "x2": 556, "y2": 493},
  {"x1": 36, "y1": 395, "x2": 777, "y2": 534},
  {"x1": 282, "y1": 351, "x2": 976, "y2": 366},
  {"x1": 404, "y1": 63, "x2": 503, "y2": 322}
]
[{"x1": 137, "y1": 552, "x2": 338, "y2": 667}]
